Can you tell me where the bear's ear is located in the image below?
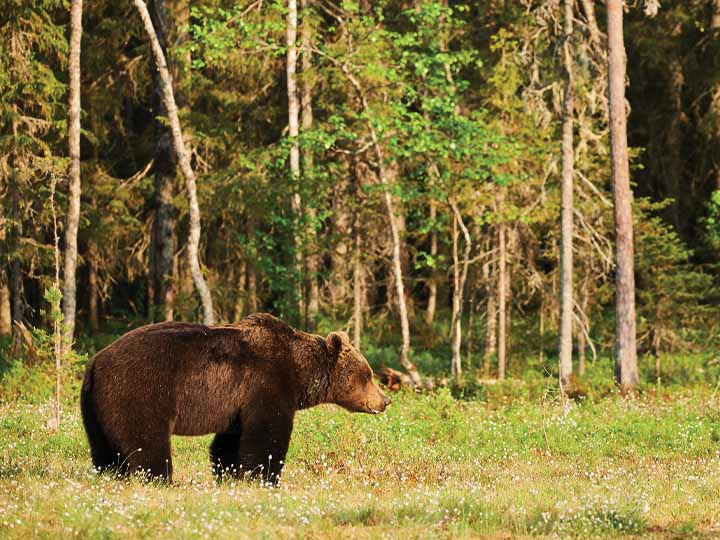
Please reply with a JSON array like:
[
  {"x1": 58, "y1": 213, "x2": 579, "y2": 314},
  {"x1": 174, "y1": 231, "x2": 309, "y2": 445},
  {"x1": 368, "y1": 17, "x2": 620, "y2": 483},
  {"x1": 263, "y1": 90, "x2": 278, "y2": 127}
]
[{"x1": 326, "y1": 332, "x2": 343, "y2": 357}]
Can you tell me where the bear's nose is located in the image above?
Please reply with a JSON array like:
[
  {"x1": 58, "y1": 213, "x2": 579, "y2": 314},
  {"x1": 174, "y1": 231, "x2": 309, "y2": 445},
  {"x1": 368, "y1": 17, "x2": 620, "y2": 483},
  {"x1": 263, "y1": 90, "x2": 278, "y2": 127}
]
[{"x1": 383, "y1": 395, "x2": 392, "y2": 407}]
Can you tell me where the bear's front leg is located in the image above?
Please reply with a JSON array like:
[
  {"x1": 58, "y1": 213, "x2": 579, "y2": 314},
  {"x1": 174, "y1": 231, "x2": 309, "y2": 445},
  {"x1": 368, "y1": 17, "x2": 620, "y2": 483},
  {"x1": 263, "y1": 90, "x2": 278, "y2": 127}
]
[
  {"x1": 237, "y1": 408, "x2": 294, "y2": 485},
  {"x1": 210, "y1": 432, "x2": 242, "y2": 479}
]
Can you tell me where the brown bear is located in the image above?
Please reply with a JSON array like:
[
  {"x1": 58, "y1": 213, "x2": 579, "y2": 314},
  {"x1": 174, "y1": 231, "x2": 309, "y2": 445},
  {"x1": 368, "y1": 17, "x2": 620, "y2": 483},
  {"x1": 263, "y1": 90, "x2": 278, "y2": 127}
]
[{"x1": 80, "y1": 313, "x2": 390, "y2": 484}]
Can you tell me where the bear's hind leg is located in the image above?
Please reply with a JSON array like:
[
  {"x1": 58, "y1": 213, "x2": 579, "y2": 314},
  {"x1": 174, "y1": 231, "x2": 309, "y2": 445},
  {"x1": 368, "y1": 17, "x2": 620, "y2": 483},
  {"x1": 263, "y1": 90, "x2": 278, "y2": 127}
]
[
  {"x1": 210, "y1": 433, "x2": 242, "y2": 479},
  {"x1": 123, "y1": 434, "x2": 173, "y2": 482}
]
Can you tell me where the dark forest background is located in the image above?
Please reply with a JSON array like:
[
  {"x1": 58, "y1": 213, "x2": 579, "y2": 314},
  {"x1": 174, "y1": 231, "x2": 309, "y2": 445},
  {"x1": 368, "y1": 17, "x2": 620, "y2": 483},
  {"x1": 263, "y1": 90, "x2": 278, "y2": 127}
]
[{"x1": 2, "y1": 0, "x2": 720, "y2": 388}]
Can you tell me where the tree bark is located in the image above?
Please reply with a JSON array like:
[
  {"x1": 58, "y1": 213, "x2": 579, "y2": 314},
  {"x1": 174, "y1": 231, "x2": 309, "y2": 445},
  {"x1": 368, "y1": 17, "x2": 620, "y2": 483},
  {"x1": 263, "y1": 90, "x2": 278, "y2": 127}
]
[
  {"x1": 663, "y1": 23, "x2": 684, "y2": 230},
  {"x1": 424, "y1": 198, "x2": 438, "y2": 325},
  {"x1": 286, "y1": 0, "x2": 306, "y2": 325},
  {"x1": 712, "y1": 0, "x2": 720, "y2": 189},
  {"x1": 483, "y1": 241, "x2": 496, "y2": 378},
  {"x1": 559, "y1": 0, "x2": 575, "y2": 392},
  {"x1": 233, "y1": 258, "x2": 247, "y2": 321},
  {"x1": 0, "y1": 271, "x2": 11, "y2": 336},
  {"x1": 450, "y1": 199, "x2": 471, "y2": 385},
  {"x1": 149, "y1": 0, "x2": 179, "y2": 323},
  {"x1": 87, "y1": 241, "x2": 99, "y2": 332},
  {"x1": 607, "y1": 0, "x2": 638, "y2": 392},
  {"x1": 134, "y1": 0, "x2": 215, "y2": 325},
  {"x1": 578, "y1": 278, "x2": 590, "y2": 376},
  {"x1": 62, "y1": 0, "x2": 83, "y2": 350},
  {"x1": 580, "y1": 0, "x2": 601, "y2": 46},
  {"x1": 353, "y1": 217, "x2": 364, "y2": 350},
  {"x1": 301, "y1": 0, "x2": 319, "y2": 328},
  {"x1": 246, "y1": 216, "x2": 259, "y2": 313},
  {"x1": 497, "y1": 221, "x2": 507, "y2": 380}
]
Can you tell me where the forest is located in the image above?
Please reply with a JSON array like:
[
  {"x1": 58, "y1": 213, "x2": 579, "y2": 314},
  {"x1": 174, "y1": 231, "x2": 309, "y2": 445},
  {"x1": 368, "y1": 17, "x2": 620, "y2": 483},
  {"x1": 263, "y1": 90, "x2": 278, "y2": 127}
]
[{"x1": 2, "y1": 1, "x2": 720, "y2": 539}]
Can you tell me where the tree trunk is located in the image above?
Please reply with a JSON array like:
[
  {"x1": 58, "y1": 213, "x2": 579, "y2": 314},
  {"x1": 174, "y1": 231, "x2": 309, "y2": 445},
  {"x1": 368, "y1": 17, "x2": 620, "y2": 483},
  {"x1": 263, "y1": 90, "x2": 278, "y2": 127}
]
[
  {"x1": 497, "y1": 221, "x2": 507, "y2": 380},
  {"x1": 246, "y1": 216, "x2": 259, "y2": 313},
  {"x1": 580, "y1": 0, "x2": 601, "y2": 46},
  {"x1": 62, "y1": 0, "x2": 83, "y2": 350},
  {"x1": 663, "y1": 23, "x2": 684, "y2": 231},
  {"x1": 134, "y1": 0, "x2": 215, "y2": 325},
  {"x1": 0, "y1": 271, "x2": 11, "y2": 336},
  {"x1": 149, "y1": 0, "x2": 179, "y2": 323},
  {"x1": 233, "y1": 259, "x2": 247, "y2": 320},
  {"x1": 286, "y1": 0, "x2": 306, "y2": 325},
  {"x1": 607, "y1": 0, "x2": 638, "y2": 392},
  {"x1": 559, "y1": 0, "x2": 575, "y2": 392},
  {"x1": 483, "y1": 244, "x2": 496, "y2": 378},
  {"x1": 424, "y1": 198, "x2": 438, "y2": 326},
  {"x1": 353, "y1": 219, "x2": 363, "y2": 350},
  {"x1": 450, "y1": 199, "x2": 472, "y2": 385},
  {"x1": 301, "y1": 0, "x2": 319, "y2": 328},
  {"x1": 578, "y1": 278, "x2": 589, "y2": 376},
  {"x1": 9, "y1": 258, "x2": 22, "y2": 326},
  {"x1": 87, "y1": 241, "x2": 99, "y2": 332},
  {"x1": 329, "y1": 172, "x2": 352, "y2": 309},
  {"x1": 712, "y1": 0, "x2": 720, "y2": 189}
]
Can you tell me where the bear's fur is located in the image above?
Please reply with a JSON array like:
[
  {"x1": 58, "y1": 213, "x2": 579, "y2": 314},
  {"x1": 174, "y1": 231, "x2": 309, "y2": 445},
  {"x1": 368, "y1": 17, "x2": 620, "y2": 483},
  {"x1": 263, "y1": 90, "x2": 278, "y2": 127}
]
[{"x1": 80, "y1": 313, "x2": 390, "y2": 484}]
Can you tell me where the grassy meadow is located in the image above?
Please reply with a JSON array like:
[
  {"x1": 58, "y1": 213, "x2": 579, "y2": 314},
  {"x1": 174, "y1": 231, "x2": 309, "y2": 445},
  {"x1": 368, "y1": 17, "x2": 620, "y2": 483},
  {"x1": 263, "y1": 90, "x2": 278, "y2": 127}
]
[{"x1": 2, "y1": 368, "x2": 720, "y2": 540}]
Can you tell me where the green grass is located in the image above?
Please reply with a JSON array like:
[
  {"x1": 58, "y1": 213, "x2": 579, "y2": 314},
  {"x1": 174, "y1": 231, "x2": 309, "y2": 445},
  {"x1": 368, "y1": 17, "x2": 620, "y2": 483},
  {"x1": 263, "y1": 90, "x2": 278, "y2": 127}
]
[{"x1": 2, "y1": 386, "x2": 720, "y2": 539}]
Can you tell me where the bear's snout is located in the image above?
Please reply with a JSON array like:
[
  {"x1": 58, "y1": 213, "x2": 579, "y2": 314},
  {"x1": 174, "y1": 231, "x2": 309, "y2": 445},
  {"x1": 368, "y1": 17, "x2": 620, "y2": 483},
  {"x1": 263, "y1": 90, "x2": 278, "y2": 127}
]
[{"x1": 383, "y1": 395, "x2": 392, "y2": 408}]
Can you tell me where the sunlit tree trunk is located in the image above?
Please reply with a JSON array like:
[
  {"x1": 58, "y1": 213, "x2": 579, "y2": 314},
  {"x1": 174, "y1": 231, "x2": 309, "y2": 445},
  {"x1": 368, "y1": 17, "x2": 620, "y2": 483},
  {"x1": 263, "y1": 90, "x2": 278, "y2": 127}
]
[
  {"x1": 450, "y1": 199, "x2": 472, "y2": 385},
  {"x1": 352, "y1": 158, "x2": 365, "y2": 349},
  {"x1": 424, "y1": 160, "x2": 441, "y2": 327},
  {"x1": 0, "y1": 271, "x2": 10, "y2": 336},
  {"x1": 286, "y1": 0, "x2": 306, "y2": 325},
  {"x1": 62, "y1": 0, "x2": 83, "y2": 350},
  {"x1": 497, "y1": 221, "x2": 507, "y2": 380},
  {"x1": 134, "y1": 0, "x2": 215, "y2": 325},
  {"x1": 483, "y1": 245, "x2": 496, "y2": 378},
  {"x1": 578, "y1": 278, "x2": 590, "y2": 376},
  {"x1": 580, "y1": 0, "x2": 601, "y2": 45},
  {"x1": 301, "y1": 0, "x2": 319, "y2": 328},
  {"x1": 233, "y1": 259, "x2": 247, "y2": 321},
  {"x1": 353, "y1": 219, "x2": 363, "y2": 350},
  {"x1": 559, "y1": 0, "x2": 575, "y2": 392},
  {"x1": 607, "y1": 0, "x2": 638, "y2": 392}
]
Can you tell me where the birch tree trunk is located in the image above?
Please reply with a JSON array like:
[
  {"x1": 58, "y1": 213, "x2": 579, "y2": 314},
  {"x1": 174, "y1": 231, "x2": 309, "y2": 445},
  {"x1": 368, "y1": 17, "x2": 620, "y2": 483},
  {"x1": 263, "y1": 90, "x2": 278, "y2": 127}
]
[
  {"x1": 559, "y1": 0, "x2": 575, "y2": 392},
  {"x1": 424, "y1": 198, "x2": 438, "y2": 325},
  {"x1": 450, "y1": 199, "x2": 472, "y2": 385},
  {"x1": 497, "y1": 221, "x2": 507, "y2": 380},
  {"x1": 286, "y1": 0, "x2": 306, "y2": 324},
  {"x1": 62, "y1": 0, "x2": 83, "y2": 350},
  {"x1": 607, "y1": 0, "x2": 638, "y2": 392},
  {"x1": 133, "y1": 0, "x2": 215, "y2": 325},
  {"x1": 301, "y1": 0, "x2": 319, "y2": 327}
]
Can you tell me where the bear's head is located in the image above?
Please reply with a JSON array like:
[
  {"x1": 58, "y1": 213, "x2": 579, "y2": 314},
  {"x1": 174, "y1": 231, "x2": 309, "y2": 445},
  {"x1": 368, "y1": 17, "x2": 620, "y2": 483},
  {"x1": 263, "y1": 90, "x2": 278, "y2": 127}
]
[{"x1": 325, "y1": 331, "x2": 391, "y2": 414}]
